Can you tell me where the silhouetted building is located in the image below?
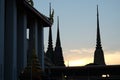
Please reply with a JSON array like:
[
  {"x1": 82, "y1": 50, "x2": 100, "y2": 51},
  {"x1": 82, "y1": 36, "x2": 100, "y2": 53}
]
[
  {"x1": 45, "y1": 27, "x2": 55, "y2": 66},
  {"x1": 1, "y1": 0, "x2": 120, "y2": 80},
  {"x1": 54, "y1": 17, "x2": 65, "y2": 66},
  {"x1": 0, "y1": 0, "x2": 51, "y2": 80},
  {"x1": 45, "y1": 17, "x2": 65, "y2": 67},
  {"x1": 94, "y1": 5, "x2": 106, "y2": 65}
]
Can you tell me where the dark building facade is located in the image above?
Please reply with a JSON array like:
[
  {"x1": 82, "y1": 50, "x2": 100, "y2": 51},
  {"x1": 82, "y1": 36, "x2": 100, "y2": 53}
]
[
  {"x1": 1, "y1": 1, "x2": 120, "y2": 80},
  {"x1": 0, "y1": 0, "x2": 51, "y2": 80}
]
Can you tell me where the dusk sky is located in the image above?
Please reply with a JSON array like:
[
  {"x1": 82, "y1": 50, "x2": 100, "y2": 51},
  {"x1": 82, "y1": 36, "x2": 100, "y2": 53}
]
[{"x1": 33, "y1": 0, "x2": 120, "y2": 66}]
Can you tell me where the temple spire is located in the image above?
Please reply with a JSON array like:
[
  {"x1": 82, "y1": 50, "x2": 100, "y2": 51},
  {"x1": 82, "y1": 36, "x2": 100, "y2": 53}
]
[
  {"x1": 54, "y1": 16, "x2": 65, "y2": 66},
  {"x1": 56, "y1": 16, "x2": 61, "y2": 47},
  {"x1": 45, "y1": 3, "x2": 55, "y2": 66},
  {"x1": 48, "y1": 27, "x2": 53, "y2": 49},
  {"x1": 94, "y1": 5, "x2": 105, "y2": 65},
  {"x1": 96, "y1": 5, "x2": 102, "y2": 49},
  {"x1": 45, "y1": 27, "x2": 54, "y2": 64},
  {"x1": 47, "y1": 2, "x2": 53, "y2": 51}
]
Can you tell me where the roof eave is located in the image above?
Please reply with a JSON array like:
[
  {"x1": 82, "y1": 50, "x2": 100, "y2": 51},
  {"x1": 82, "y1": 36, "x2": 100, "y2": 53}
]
[{"x1": 23, "y1": 1, "x2": 52, "y2": 27}]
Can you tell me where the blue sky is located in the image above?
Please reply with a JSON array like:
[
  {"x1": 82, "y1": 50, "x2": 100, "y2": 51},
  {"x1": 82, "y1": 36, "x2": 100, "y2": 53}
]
[{"x1": 33, "y1": 0, "x2": 120, "y2": 66}]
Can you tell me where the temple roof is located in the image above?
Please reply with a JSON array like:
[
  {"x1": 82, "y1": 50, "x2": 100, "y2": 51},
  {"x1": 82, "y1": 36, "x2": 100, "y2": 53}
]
[{"x1": 23, "y1": 0, "x2": 52, "y2": 27}]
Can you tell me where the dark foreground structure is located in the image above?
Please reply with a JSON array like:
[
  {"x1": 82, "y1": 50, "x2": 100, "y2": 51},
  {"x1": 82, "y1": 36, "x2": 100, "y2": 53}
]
[
  {"x1": 46, "y1": 65, "x2": 120, "y2": 80},
  {"x1": 0, "y1": 0, "x2": 120, "y2": 80}
]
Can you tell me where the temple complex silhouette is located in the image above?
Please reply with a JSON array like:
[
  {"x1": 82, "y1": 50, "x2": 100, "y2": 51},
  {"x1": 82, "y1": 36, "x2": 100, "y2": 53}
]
[{"x1": 0, "y1": 0, "x2": 120, "y2": 80}]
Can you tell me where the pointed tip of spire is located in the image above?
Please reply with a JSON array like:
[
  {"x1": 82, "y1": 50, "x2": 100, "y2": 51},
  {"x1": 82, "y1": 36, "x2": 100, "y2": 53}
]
[
  {"x1": 55, "y1": 16, "x2": 61, "y2": 47},
  {"x1": 97, "y1": 4, "x2": 98, "y2": 7},
  {"x1": 96, "y1": 5, "x2": 102, "y2": 49},
  {"x1": 57, "y1": 16, "x2": 60, "y2": 35},
  {"x1": 97, "y1": 5, "x2": 99, "y2": 16},
  {"x1": 57, "y1": 16, "x2": 59, "y2": 29}
]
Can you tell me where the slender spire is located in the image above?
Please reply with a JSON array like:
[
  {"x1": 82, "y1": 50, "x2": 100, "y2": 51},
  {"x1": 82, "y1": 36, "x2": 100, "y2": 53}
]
[
  {"x1": 48, "y1": 3, "x2": 53, "y2": 49},
  {"x1": 45, "y1": 27, "x2": 54, "y2": 62},
  {"x1": 94, "y1": 5, "x2": 105, "y2": 65},
  {"x1": 45, "y1": 3, "x2": 55, "y2": 66},
  {"x1": 54, "y1": 16, "x2": 65, "y2": 66},
  {"x1": 45, "y1": 19, "x2": 54, "y2": 65},
  {"x1": 96, "y1": 5, "x2": 102, "y2": 49},
  {"x1": 56, "y1": 16, "x2": 61, "y2": 47}
]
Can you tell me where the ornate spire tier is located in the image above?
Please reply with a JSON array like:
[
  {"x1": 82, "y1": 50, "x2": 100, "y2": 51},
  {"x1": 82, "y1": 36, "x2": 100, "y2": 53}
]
[{"x1": 45, "y1": 27, "x2": 55, "y2": 65}]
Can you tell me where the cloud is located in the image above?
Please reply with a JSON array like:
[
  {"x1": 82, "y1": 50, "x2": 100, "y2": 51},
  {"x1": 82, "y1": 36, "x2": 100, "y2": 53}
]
[
  {"x1": 63, "y1": 48, "x2": 120, "y2": 66},
  {"x1": 105, "y1": 51, "x2": 120, "y2": 65},
  {"x1": 69, "y1": 49, "x2": 82, "y2": 54},
  {"x1": 63, "y1": 48, "x2": 94, "y2": 66},
  {"x1": 65, "y1": 57, "x2": 93, "y2": 66},
  {"x1": 63, "y1": 48, "x2": 94, "y2": 59}
]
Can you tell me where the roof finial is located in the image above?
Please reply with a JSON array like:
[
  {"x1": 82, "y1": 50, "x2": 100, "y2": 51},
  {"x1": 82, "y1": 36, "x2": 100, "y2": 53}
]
[
  {"x1": 27, "y1": 0, "x2": 34, "y2": 6},
  {"x1": 49, "y1": 2, "x2": 54, "y2": 24}
]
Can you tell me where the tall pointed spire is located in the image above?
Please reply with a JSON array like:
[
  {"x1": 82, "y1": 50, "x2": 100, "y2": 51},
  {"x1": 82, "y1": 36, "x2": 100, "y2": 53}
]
[
  {"x1": 45, "y1": 26, "x2": 54, "y2": 65},
  {"x1": 96, "y1": 5, "x2": 102, "y2": 49},
  {"x1": 54, "y1": 16, "x2": 65, "y2": 66},
  {"x1": 94, "y1": 5, "x2": 105, "y2": 65},
  {"x1": 56, "y1": 16, "x2": 61, "y2": 47},
  {"x1": 45, "y1": 3, "x2": 55, "y2": 66}
]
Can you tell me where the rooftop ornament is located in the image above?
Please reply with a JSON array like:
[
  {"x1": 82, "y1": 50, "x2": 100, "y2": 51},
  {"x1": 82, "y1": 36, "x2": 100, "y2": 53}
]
[
  {"x1": 26, "y1": 0, "x2": 34, "y2": 6},
  {"x1": 49, "y1": 3, "x2": 54, "y2": 25}
]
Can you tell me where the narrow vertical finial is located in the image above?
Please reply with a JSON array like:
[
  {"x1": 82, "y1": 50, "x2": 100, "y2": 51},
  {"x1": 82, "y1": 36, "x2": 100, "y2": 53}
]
[{"x1": 49, "y1": 2, "x2": 54, "y2": 24}]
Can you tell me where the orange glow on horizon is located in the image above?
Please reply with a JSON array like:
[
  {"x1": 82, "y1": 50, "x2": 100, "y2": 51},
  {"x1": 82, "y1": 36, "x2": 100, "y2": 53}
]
[
  {"x1": 64, "y1": 49, "x2": 120, "y2": 66},
  {"x1": 65, "y1": 59, "x2": 93, "y2": 66}
]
